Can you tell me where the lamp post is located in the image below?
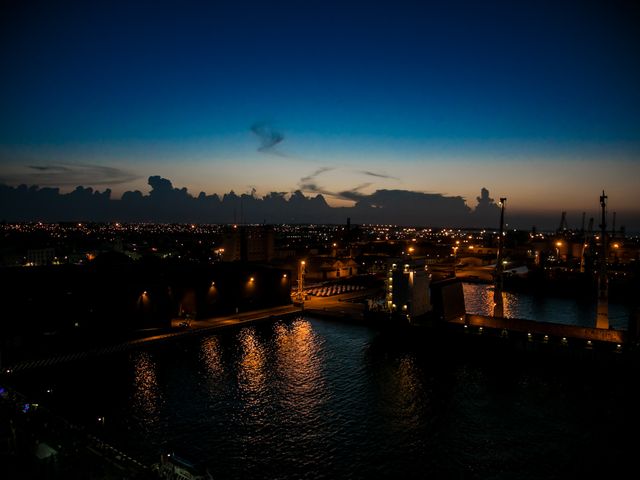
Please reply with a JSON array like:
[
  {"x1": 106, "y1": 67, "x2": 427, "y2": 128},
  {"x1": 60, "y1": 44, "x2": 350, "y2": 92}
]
[
  {"x1": 596, "y1": 191, "x2": 609, "y2": 329},
  {"x1": 493, "y1": 197, "x2": 506, "y2": 318},
  {"x1": 297, "y1": 260, "x2": 306, "y2": 308},
  {"x1": 555, "y1": 241, "x2": 562, "y2": 262}
]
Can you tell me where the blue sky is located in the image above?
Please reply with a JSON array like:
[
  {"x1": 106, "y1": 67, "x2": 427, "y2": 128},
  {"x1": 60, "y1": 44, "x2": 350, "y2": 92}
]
[{"x1": 1, "y1": 0, "x2": 639, "y2": 220}]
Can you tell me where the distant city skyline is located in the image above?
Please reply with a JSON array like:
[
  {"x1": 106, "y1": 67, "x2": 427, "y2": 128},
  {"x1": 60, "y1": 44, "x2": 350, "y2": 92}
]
[{"x1": 1, "y1": 1, "x2": 639, "y2": 224}]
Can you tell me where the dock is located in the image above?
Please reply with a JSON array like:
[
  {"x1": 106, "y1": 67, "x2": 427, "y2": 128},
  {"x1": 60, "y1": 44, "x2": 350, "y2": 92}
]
[{"x1": 3, "y1": 304, "x2": 302, "y2": 374}]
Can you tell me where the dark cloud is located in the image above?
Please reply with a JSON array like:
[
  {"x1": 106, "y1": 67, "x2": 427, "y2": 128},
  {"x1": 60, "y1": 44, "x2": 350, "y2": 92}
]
[
  {"x1": 299, "y1": 167, "x2": 399, "y2": 202},
  {"x1": 1, "y1": 163, "x2": 139, "y2": 187},
  {"x1": 472, "y1": 187, "x2": 501, "y2": 225},
  {"x1": 300, "y1": 181, "x2": 371, "y2": 202},
  {"x1": 358, "y1": 170, "x2": 399, "y2": 180},
  {"x1": 28, "y1": 165, "x2": 71, "y2": 172},
  {"x1": 299, "y1": 182, "x2": 332, "y2": 196},
  {"x1": 336, "y1": 183, "x2": 372, "y2": 202},
  {"x1": 298, "y1": 167, "x2": 336, "y2": 198},
  {"x1": 300, "y1": 167, "x2": 333, "y2": 183},
  {"x1": 251, "y1": 122, "x2": 287, "y2": 156}
]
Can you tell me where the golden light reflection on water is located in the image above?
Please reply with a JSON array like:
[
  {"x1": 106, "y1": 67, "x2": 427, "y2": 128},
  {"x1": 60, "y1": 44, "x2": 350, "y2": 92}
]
[
  {"x1": 383, "y1": 355, "x2": 425, "y2": 430},
  {"x1": 503, "y1": 291, "x2": 518, "y2": 318},
  {"x1": 274, "y1": 319, "x2": 325, "y2": 413},
  {"x1": 237, "y1": 328, "x2": 267, "y2": 402},
  {"x1": 200, "y1": 336, "x2": 225, "y2": 380},
  {"x1": 132, "y1": 351, "x2": 162, "y2": 423},
  {"x1": 488, "y1": 288, "x2": 518, "y2": 318},
  {"x1": 466, "y1": 284, "x2": 518, "y2": 318}
]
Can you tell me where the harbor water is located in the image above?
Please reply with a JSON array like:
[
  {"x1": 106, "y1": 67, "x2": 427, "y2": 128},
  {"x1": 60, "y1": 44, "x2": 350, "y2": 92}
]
[
  {"x1": 8, "y1": 300, "x2": 639, "y2": 479},
  {"x1": 463, "y1": 282, "x2": 631, "y2": 330}
]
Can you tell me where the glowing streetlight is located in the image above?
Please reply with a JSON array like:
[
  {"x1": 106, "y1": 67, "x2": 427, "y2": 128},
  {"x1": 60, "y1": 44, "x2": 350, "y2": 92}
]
[{"x1": 297, "y1": 260, "x2": 306, "y2": 306}]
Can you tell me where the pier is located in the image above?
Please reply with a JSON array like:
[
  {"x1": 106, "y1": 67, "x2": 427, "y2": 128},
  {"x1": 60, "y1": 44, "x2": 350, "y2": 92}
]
[{"x1": 447, "y1": 313, "x2": 626, "y2": 350}]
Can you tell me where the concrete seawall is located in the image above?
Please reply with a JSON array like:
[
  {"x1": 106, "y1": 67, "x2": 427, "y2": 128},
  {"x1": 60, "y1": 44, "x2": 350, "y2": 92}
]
[{"x1": 450, "y1": 314, "x2": 627, "y2": 344}]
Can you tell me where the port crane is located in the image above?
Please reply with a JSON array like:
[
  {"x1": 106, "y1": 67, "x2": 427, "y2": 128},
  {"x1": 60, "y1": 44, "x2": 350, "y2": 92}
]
[{"x1": 558, "y1": 211, "x2": 568, "y2": 233}]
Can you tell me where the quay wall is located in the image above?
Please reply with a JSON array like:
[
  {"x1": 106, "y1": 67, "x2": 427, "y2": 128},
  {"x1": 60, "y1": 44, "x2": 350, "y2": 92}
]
[{"x1": 458, "y1": 314, "x2": 627, "y2": 344}]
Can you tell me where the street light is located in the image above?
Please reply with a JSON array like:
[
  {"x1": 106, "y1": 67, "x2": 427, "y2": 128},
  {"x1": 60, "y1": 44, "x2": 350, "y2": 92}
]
[
  {"x1": 297, "y1": 260, "x2": 306, "y2": 306},
  {"x1": 555, "y1": 241, "x2": 562, "y2": 261}
]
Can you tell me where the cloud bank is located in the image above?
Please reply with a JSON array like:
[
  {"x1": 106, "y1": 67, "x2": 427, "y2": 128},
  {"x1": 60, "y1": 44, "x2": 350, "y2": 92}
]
[{"x1": 0, "y1": 175, "x2": 507, "y2": 228}]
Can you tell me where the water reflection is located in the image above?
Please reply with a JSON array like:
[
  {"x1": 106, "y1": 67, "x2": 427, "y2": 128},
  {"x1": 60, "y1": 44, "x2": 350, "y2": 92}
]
[
  {"x1": 463, "y1": 282, "x2": 630, "y2": 329},
  {"x1": 471, "y1": 284, "x2": 518, "y2": 318},
  {"x1": 131, "y1": 351, "x2": 162, "y2": 425},
  {"x1": 274, "y1": 319, "x2": 325, "y2": 416},
  {"x1": 237, "y1": 327, "x2": 267, "y2": 405},
  {"x1": 378, "y1": 354, "x2": 426, "y2": 432},
  {"x1": 200, "y1": 336, "x2": 225, "y2": 379}
]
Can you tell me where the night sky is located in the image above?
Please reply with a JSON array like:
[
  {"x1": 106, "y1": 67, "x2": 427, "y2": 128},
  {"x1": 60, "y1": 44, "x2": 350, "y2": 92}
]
[{"x1": 1, "y1": 1, "x2": 639, "y2": 224}]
